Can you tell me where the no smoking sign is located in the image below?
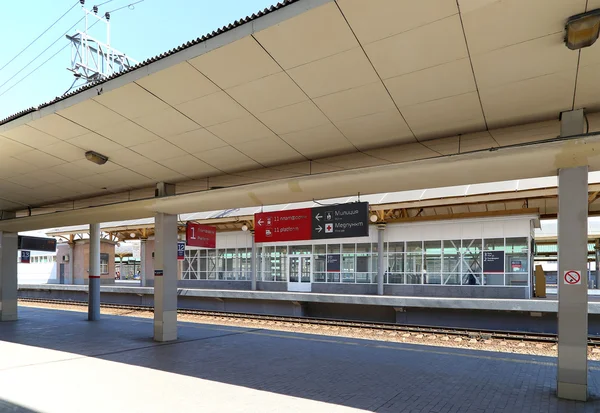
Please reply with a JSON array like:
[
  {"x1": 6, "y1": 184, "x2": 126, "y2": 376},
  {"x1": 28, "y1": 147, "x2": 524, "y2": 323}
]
[{"x1": 564, "y1": 270, "x2": 582, "y2": 285}]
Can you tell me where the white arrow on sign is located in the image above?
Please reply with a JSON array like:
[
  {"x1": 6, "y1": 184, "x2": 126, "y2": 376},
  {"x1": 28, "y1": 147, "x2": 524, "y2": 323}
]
[
  {"x1": 257, "y1": 219, "x2": 264, "y2": 226},
  {"x1": 315, "y1": 225, "x2": 323, "y2": 233},
  {"x1": 315, "y1": 213, "x2": 322, "y2": 221}
]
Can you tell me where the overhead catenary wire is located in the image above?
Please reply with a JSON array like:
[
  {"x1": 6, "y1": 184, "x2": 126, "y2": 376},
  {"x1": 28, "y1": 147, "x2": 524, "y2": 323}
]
[
  {"x1": 0, "y1": 17, "x2": 103, "y2": 98},
  {"x1": 0, "y1": 0, "x2": 143, "y2": 98},
  {"x1": 0, "y1": 0, "x2": 80, "y2": 73},
  {"x1": 107, "y1": 0, "x2": 145, "y2": 14},
  {"x1": 0, "y1": 15, "x2": 85, "y2": 94}
]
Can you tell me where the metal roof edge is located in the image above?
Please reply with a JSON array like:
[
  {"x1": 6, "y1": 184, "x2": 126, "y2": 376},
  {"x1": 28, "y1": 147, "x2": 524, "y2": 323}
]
[{"x1": 0, "y1": 0, "x2": 313, "y2": 127}]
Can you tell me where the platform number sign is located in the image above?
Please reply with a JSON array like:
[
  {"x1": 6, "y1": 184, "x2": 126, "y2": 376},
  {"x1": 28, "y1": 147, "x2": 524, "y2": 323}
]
[
  {"x1": 177, "y1": 241, "x2": 185, "y2": 261},
  {"x1": 564, "y1": 270, "x2": 582, "y2": 285},
  {"x1": 20, "y1": 251, "x2": 30, "y2": 264}
]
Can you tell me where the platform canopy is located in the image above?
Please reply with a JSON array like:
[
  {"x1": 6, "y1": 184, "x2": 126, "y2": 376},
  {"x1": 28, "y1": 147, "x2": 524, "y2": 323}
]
[{"x1": 1, "y1": 0, "x2": 600, "y2": 230}]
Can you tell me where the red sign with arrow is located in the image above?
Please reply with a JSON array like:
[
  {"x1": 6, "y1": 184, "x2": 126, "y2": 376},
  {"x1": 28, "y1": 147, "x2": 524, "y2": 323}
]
[{"x1": 254, "y1": 209, "x2": 312, "y2": 243}]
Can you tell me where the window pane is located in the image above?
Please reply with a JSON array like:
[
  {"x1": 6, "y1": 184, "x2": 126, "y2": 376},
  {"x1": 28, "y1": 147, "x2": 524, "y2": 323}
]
[
  {"x1": 462, "y1": 273, "x2": 482, "y2": 285},
  {"x1": 484, "y1": 238, "x2": 504, "y2": 250},
  {"x1": 356, "y1": 243, "x2": 371, "y2": 254},
  {"x1": 206, "y1": 250, "x2": 217, "y2": 279},
  {"x1": 356, "y1": 255, "x2": 369, "y2": 273},
  {"x1": 443, "y1": 274, "x2": 460, "y2": 285},
  {"x1": 506, "y1": 237, "x2": 528, "y2": 253},
  {"x1": 371, "y1": 255, "x2": 380, "y2": 274},
  {"x1": 506, "y1": 273, "x2": 528, "y2": 286},
  {"x1": 388, "y1": 242, "x2": 404, "y2": 253},
  {"x1": 327, "y1": 272, "x2": 340, "y2": 282},
  {"x1": 314, "y1": 255, "x2": 326, "y2": 273},
  {"x1": 424, "y1": 274, "x2": 441, "y2": 284},
  {"x1": 443, "y1": 240, "x2": 461, "y2": 273},
  {"x1": 405, "y1": 253, "x2": 422, "y2": 274},
  {"x1": 461, "y1": 239, "x2": 482, "y2": 280},
  {"x1": 388, "y1": 273, "x2": 404, "y2": 284},
  {"x1": 274, "y1": 246, "x2": 287, "y2": 281},
  {"x1": 484, "y1": 273, "x2": 504, "y2": 286},
  {"x1": 342, "y1": 254, "x2": 355, "y2": 283},
  {"x1": 405, "y1": 273, "x2": 422, "y2": 284},
  {"x1": 342, "y1": 244, "x2": 355, "y2": 254},
  {"x1": 100, "y1": 253, "x2": 109, "y2": 275},
  {"x1": 356, "y1": 273, "x2": 371, "y2": 283},
  {"x1": 289, "y1": 245, "x2": 311, "y2": 254},
  {"x1": 424, "y1": 240, "x2": 441, "y2": 281},
  {"x1": 506, "y1": 237, "x2": 528, "y2": 275},
  {"x1": 314, "y1": 272, "x2": 326, "y2": 282},
  {"x1": 313, "y1": 244, "x2": 326, "y2": 254},
  {"x1": 327, "y1": 244, "x2": 340, "y2": 254},
  {"x1": 406, "y1": 241, "x2": 422, "y2": 253}
]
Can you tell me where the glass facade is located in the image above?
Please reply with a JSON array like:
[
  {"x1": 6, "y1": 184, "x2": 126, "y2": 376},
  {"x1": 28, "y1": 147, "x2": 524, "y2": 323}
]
[{"x1": 181, "y1": 236, "x2": 530, "y2": 287}]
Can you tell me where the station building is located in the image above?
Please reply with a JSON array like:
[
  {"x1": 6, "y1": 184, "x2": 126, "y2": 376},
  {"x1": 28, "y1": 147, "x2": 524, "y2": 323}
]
[{"x1": 39, "y1": 175, "x2": 588, "y2": 299}]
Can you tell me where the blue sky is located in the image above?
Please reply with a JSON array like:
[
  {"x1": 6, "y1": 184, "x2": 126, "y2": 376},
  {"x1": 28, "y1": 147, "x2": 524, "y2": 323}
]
[{"x1": 0, "y1": 0, "x2": 276, "y2": 120}]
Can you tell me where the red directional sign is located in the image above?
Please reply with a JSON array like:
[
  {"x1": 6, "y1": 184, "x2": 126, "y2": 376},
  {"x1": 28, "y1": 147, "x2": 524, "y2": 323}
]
[
  {"x1": 254, "y1": 209, "x2": 312, "y2": 243},
  {"x1": 186, "y1": 222, "x2": 217, "y2": 248},
  {"x1": 564, "y1": 270, "x2": 582, "y2": 285}
]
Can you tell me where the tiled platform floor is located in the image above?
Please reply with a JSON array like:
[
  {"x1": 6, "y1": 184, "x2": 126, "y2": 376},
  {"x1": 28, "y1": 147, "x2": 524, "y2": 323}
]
[{"x1": 0, "y1": 307, "x2": 599, "y2": 412}]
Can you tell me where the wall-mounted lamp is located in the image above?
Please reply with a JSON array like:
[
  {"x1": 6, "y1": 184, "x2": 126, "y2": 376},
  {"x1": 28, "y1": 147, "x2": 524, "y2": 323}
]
[
  {"x1": 130, "y1": 233, "x2": 136, "y2": 238},
  {"x1": 565, "y1": 9, "x2": 600, "y2": 50},
  {"x1": 85, "y1": 151, "x2": 109, "y2": 165},
  {"x1": 369, "y1": 214, "x2": 378, "y2": 223},
  {"x1": 241, "y1": 224, "x2": 249, "y2": 232}
]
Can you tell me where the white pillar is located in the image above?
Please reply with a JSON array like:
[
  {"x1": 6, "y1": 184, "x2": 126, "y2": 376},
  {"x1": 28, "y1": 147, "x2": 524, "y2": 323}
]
[
  {"x1": 140, "y1": 238, "x2": 147, "y2": 287},
  {"x1": 153, "y1": 181, "x2": 178, "y2": 342},
  {"x1": 154, "y1": 212, "x2": 178, "y2": 342},
  {"x1": 88, "y1": 223, "x2": 101, "y2": 321},
  {"x1": 0, "y1": 230, "x2": 18, "y2": 321},
  {"x1": 251, "y1": 231, "x2": 257, "y2": 290},
  {"x1": 377, "y1": 224, "x2": 386, "y2": 295},
  {"x1": 557, "y1": 109, "x2": 588, "y2": 401},
  {"x1": 68, "y1": 242, "x2": 75, "y2": 284}
]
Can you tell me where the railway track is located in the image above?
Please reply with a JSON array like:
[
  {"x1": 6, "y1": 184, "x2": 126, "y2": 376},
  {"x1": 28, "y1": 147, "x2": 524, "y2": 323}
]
[{"x1": 19, "y1": 297, "x2": 600, "y2": 346}]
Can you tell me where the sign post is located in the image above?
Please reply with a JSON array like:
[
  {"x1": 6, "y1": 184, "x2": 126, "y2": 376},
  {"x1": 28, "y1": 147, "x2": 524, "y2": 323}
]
[
  {"x1": 482, "y1": 250, "x2": 505, "y2": 273},
  {"x1": 177, "y1": 241, "x2": 185, "y2": 261},
  {"x1": 186, "y1": 223, "x2": 217, "y2": 248},
  {"x1": 563, "y1": 270, "x2": 582, "y2": 285},
  {"x1": 20, "y1": 251, "x2": 30, "y2": 264},
  {"x1": 255, "y1": 202, "x2": 370, "y2": 243}
]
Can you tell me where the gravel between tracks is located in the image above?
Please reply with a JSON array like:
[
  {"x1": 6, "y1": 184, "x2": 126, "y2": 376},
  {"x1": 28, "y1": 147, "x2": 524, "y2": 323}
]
[{"x1": 20, "y1": 301, "x2": 600, "y2": 361}]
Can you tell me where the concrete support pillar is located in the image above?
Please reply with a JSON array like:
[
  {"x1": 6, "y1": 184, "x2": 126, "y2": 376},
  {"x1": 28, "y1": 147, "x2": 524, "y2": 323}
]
[
  {"x1": 251, "y1": 231, "x2": 257, "y2": 291},
  {"x1": 68, "y1": 242, "x2": 75, "y2": 285},
  {"x1": 154, "y1": 182, "x2": 177, "y2": 342},
  {"x1": 140, "y1": 238, "x2": 147, "y2": 287},
  {"x1": 377, "y1": 224, "x2": 386, "y2": 295},
  {"x1": 0, "y1": 228, "x2": 18, "y2": 321},
  {"x1": 557, "y1": 108, "x2": 588, "y2": 401},
  {"x1": 88, "y1": 223, "x2": 101, "y2": 321}
]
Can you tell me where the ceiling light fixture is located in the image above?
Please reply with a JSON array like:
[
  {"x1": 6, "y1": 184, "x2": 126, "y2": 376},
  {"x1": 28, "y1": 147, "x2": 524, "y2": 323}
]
[
  {"x1": 85, "y1": 151, "x2": 109, "y2": 165},
  {"x1": 565, "y1": 9, "x2": 600, "y2": 50}
]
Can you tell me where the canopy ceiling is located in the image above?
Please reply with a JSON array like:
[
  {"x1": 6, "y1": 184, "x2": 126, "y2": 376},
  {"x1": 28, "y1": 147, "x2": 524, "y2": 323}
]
[{"x1": 0, "y1": 0, "x2": 599, "y2": 222}]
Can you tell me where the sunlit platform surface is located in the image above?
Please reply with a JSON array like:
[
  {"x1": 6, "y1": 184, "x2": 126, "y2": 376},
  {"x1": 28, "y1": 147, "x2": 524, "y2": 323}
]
[{"x1": 1, "y1": 308, "x2": 600, "y2": 412}]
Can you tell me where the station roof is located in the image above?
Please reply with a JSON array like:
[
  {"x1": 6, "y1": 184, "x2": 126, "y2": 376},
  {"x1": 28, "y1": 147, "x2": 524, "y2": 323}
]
[
  {"x1": 0, "y1": 0, "x2": 600, "y2": 218},
  {"x1": 44, "y1": 173, "x2": 600, "y2": 238}
]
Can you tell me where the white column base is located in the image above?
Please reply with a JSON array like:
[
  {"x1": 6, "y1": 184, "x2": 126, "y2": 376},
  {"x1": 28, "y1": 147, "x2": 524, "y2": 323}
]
[
  {"x1": 557, "y1": 382, "x2": 587, "y2": 401},
  {"x1": 154, "y1": 310, "x2": 178, "y2": 342}
]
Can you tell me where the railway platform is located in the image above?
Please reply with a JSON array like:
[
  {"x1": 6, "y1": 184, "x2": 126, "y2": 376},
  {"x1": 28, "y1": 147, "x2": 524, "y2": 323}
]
[
  {"x1": 17, "y1": 284, "x2": 600, "y2": 335},
  {"x1": 1, "y1": 306, "x2": 600, "y2": 412}
]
